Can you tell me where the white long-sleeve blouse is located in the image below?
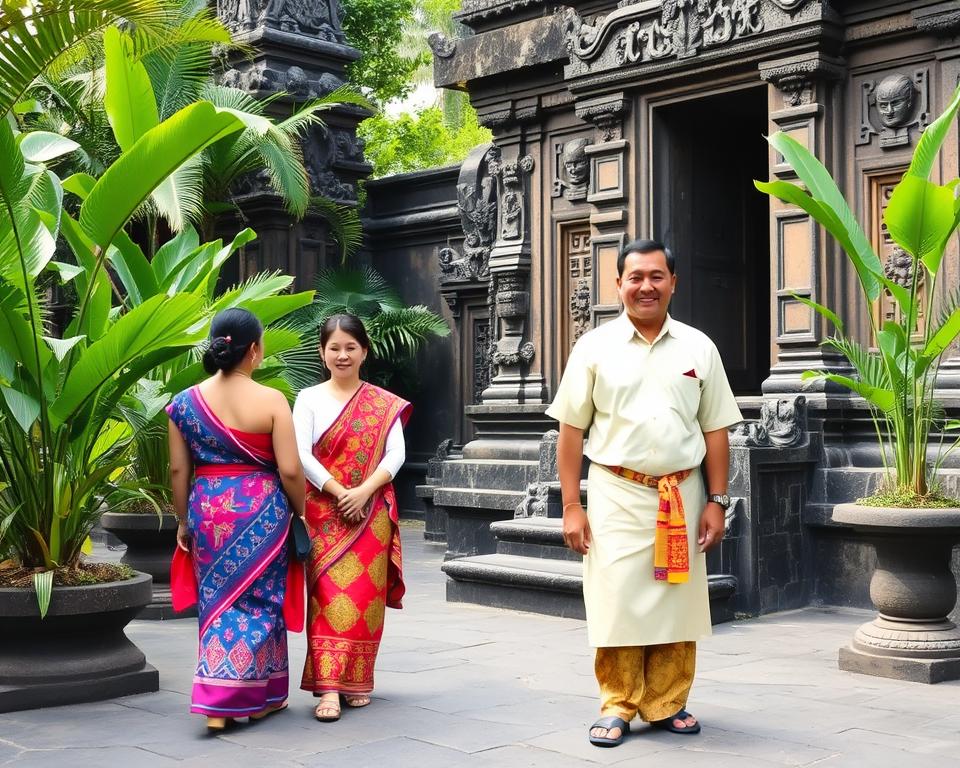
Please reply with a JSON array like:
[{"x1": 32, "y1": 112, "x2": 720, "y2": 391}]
[{"x1": 293, "y1": 384, "x2": 406, "y2": 491}]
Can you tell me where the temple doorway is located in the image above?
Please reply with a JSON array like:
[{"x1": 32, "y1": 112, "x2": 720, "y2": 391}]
[{"x1": 652, "y1": 85, "x2": 771, "y2": 394}]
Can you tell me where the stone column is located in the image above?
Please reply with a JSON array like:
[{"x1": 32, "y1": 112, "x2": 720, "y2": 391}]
[
  {"x1": 575, "y1": 93, "x2": 631, "y2": 324},
  {"x1": 214, "y1": 0, "x2": 371, "y2": 289},
  {"x1": 481, "y1": 141, "x2": 542, "y2": 404},
  {"x1": 758, "y1": 52, "x2": 848, "y2": 396}
]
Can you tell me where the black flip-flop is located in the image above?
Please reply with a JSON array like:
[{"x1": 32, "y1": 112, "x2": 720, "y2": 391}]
[
  {"x1": 588, "y1": 715, "x2": 630, "y2": 747},
  {"x1": 651, "y1": 709, "x2": 701, "y2": 734}
]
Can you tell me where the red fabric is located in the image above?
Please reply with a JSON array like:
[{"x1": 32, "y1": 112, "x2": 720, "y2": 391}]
[
  {"x1": 170, "y1": 546, "x2": 198, "y2": 613},
  {"x1": 284, "y1": 557, "x2": 305, "y2": 633},
  {"x1": 194, "y1": 463, "x2": 266, "y2": 477}
]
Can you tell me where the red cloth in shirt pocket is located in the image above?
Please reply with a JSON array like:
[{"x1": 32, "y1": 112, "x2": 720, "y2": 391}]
[{"x1": 682, "y1": 368, "x2": 698, "y2": 378}]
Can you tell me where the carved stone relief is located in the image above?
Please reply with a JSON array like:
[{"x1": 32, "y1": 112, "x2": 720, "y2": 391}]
[
  {"x1": 574, "y1": 95, "x2": 629, "y2": 143},
  {"x1": 219, "y1": 0, "x2": 345, "y2": 40},
  {"x1": 438, "y1": 145, "x2": 498, "y2": 283},
  {"x1": 334, "y1": 130, "x2": 366, "y2": 164},
  {"x1": 219, "y1": 63, "x2": 345, "y2": 98},
  {"x1": 858, "y1": 70, "x2": 931, "y2": 149},
  {"x1": 758, "y1": 52, "x2": 845, "y2": 108},
  {"x1": 514, "y1": 429, "x2": 560, "y2": 519},
  {"x1": 304, "y1": 131, "x2": 356, "y2": 200},
  {"x1": 552, "y1": 138, "x2": 591, "y2": 201},
  {"x1": 474, "y1": 319, "x2": 493, "y2": 402},
  {"x1": 730, "y1": 396, "x2": 807, "y2": 447}
]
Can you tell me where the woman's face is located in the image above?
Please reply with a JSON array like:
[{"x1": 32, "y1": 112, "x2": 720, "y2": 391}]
[{"x1": 322, "y1": 327, "x2": 366, "y2": 380}]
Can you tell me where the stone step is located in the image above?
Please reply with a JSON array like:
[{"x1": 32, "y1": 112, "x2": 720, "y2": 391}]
[
  {"x1": 442, "y1": 553, "x2": 738, "y2": 624},
  {"x1": 433, "y1": 487, "x2": 525, "y2": 512},
  {"x1": 439, "y1": 458, "x2": 539, "y2": 492},
  {"x1": 491, "y1": 517, "x2": 580, "y2": 562}
]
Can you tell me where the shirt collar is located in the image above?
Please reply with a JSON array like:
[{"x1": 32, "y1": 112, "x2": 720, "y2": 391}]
[{"x1": 617, "y1": 312, "x2": 675, "y2": 346}]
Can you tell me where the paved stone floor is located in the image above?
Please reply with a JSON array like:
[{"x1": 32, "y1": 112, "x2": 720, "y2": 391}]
[{"x1": 2, "y1": 522, "x2": 960, "y2": 767}]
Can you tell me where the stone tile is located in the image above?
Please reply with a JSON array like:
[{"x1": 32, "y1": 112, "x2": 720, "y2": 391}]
[
  {"x1": 7, "y1": 746, "x2": 178, "y2": 767},
  {"x1": 293, "y1": 736, "x2": 474, "y2": 768}
]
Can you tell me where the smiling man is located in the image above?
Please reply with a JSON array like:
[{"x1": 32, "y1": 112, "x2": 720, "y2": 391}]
[{"x1": 545, "y1": 239, "x2": 742, "y2": 747}]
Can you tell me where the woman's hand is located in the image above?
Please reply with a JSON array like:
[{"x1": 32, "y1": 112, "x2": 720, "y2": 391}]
[
  {"x1": 337, "y1": 486, "x2": 373, "y2": 524},
  {"x1": 176, "y1": 521, "x2": 191, "y2": 552}
]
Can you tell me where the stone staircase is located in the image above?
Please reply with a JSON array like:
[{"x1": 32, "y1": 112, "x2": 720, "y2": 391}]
[{"x1": 443, "y1": 516, "x2": 739, "y2": 624}]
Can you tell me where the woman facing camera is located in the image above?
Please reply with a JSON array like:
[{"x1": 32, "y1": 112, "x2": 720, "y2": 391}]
[
  {"x1": 167, "y1": 308, "x2": 306, "y2": 731},
  {"x1": 293, "y1": 313, "x2": 411, "y2": 722}
]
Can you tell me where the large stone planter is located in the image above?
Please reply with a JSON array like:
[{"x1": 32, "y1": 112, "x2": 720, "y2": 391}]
[
  {"x1": 100, "y1": 510, "x2": 193, "y2": 619},
  {"x1": 831, "y1": 503, "x2": 960, "y2": 683},
  {"x1": 0, "y1": 572, "x2": 159, "y2": 712}
]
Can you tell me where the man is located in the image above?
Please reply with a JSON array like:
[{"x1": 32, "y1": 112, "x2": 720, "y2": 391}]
[{"x1": 545, "y1": 239, "x2": 741, "y2": 747}]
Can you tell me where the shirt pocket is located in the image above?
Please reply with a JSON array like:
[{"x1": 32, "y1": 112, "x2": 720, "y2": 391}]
[{"x1": 669, "y1": 372, "x2": 702, "y2": 422}]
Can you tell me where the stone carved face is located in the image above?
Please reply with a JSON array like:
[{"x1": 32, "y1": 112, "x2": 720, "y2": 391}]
[
  {"x1": 562, "y1": 138, "x2": 590, "y2": 184},
  {"x1": 876, "y1": 74, "x2": 915, "y2": 128}
]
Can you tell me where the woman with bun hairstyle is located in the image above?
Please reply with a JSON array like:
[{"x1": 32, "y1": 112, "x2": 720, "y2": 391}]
[
  {"x1": 293, "y1": 313, "x2": 411, "y2": 722},
  {"x1": 166, "y1": 307, "x2": 307, "y2": 731}
]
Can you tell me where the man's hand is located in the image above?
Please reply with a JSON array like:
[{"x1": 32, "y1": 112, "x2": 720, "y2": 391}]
[
  {"x1": 562, "y1": 503, "x2": 592, "y2": 555},
  {"x1": 698, "y1": 502, "x2": 724, "y2": 553}
]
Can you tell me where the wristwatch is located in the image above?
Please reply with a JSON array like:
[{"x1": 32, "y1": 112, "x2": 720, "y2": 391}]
[{"x1": 707, "y1": 493, "x2": 731, "y2": 509}]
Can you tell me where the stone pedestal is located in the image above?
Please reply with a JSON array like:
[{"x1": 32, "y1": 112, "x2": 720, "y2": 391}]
[{"x1": 832, "y1": 504, "x2": 960, "y2": 683}]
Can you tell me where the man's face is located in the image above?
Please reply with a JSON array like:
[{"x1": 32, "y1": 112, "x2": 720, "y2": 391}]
[
  {"x1": 617, "y1": 249, "x2": 676, "y2": 326},
  {"x1": 876, "y1": 82, "x2": 913, "y2": 127}
]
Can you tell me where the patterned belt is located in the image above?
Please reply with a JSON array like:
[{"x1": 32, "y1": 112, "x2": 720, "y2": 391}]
[{"x1": 603, "y1": 465, "x2": 693, "y2": 584}]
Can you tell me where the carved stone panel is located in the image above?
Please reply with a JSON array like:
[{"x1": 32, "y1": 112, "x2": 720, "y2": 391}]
[
  {"x1": 218, "y1": 0, "x2": 345, "y2": 40},
  {"x1": 552, "y1": 138, "x2": 591, "y2": 202},
  {"x1": 562, "y1": 225, "x2": 592, "y2": 356},
  {"x1": 857, "y1": 70, "x2": 931, "y2": 149},
  {"x1": 730, "y1": 396, "x2": 807, "y2": 447},
  {"x1": 439, "y1": 143, "x2": 498, "y2": 284},
  {"x1": 564, "y1": 1, "x2": 824, "y2": 80}
]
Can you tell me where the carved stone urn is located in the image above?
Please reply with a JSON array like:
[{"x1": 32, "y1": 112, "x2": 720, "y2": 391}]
[{"x1": 831, "y1": 503, "x2": 960, "y2": 683}]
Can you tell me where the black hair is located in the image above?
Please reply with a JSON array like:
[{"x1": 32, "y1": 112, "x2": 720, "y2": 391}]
[
  {"x1": 202, "y1": 307, "x2": 263, "y2": 375},
  {"x1": 617, "y1": 238, "x2": 675, "y2": 276},
  {"x1": 320, "y1": 313, "x2": 371, "y2": 351}
]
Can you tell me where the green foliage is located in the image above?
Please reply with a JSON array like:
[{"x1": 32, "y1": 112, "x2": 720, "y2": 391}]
[
  {"x1": 755, "y1": 83, "x2": 960, "y2": 502},
  {"x1": 0, "y1": 99, "x2": 247, "y2": 575},
  {"x1": 340, "y1": 0, "x2": 427, "y2": 104},
  {"x1": 294, "y1": 267, "x2": 449, "y2": 392},
  {"x1": 358, "y1": 104, "x2": 491, "y2": 177}
]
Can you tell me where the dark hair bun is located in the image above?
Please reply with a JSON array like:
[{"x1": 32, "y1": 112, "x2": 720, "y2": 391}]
[{"x1": 202, "y1": 308, "x2": 263, "y2": 375}]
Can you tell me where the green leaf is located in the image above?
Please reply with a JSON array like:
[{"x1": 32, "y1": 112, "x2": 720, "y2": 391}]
[
  {"x1": 921, "y1": 305, "x2": 960, "y2": 362},
  {"x1": 60, "y1": 213, "x2": 111, "y2": 341},
  {"x1": 62, "y1": 172, "x2": 97, "y2": 200},
  {"x1": 755, "y1": 144, "x2": 882, "y2": 302},
  {"x1": 33, "y1": 571, "x2": 54, "y2": 620},
  {"x1": 79, "y1": 101, "x2": 244, "y2": 250},
  {"x1": 103, "y1": 26, "x2": 160, "y2": 152},
  {"x1": 908, "y1": 81, "x2": 960, "y2": 181},
  {"x1": 17, "y1": 131, "x2": 81, "y2": 163},
  {"x1": 44, "y1": 335, "x2": 85, "y2": 362},
  {"x1": 788, "y1": 292, "x2": 843, "y2": 335},
  {"x1": 152, "y1": 226, "x2": 200, "y2": 284},
  {"x1": 50, "y1": 262, "x2": 84, "y2": 282},
  {"x1": 1, "y1": 385, "x2": 40, "y2": 432},
  {"x1": 109, "y1": 230, "x2": 158, "y2": 306},
  {"x1": 884, "y1": 175, "x2": 957, "y2": 275},
  {"x1": 0, "y1": 118, "x2": 26, "y2": 212},
  {"x1": 50, "y1": 292, "x2": 206, "y2": 425},
  {"x1": 802, "y1": 370, "x2": 896, "y2": 412}
]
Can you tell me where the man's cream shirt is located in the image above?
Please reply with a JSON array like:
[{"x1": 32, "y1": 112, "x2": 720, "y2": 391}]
[{"x1": 546, "y1": 312, "x2": 743, "y2": 477}]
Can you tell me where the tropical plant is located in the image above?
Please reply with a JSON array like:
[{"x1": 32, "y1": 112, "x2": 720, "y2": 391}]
[
  {"x1": 16, "y1": 0, "x2": 371, "y2": 252},
  {"x1": 0, "y1": 94, "x2": 249, "y2": 611},
  {"x1": 756, "y1": 83, "x2": 960, "y2": 504},
  {"x1": 295, "y1": 267, "x2": 449, "y2": 392},
  {"x1": 358, "y1": 102, "x2": 491, "y2": 178},
  {"x1": 340, "y1": 0, "x2": 426, "y2": 105}
]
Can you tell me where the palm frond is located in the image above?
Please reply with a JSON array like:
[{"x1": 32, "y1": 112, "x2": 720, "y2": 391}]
[
  {"x1": 310, "y1": 267, "x2": 404, "y2": 320},
  {"x1": 365, "y1": 306, "x2": 450, "y2": 360},
  {"x1": 309, "y1": 196, "x2": 362, "y2": 264},
  {"x1": 0, "y1": 0, "x2": 176, "y2": 117},
  {"x1": 821, "y1": 335, "x2": 892, "y2": 391}
]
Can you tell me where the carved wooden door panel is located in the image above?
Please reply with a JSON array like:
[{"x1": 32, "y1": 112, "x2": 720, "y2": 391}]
[{"x1": 561, "y1": 224, "x2": 592, "y2": 365}]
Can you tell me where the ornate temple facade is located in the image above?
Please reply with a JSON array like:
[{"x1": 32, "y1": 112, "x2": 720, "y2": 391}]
[{"x1": 367, "y1": 0, "x2": 960, "y2": 621}]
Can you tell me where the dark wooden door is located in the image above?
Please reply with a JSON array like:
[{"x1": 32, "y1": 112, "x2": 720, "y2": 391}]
[{"x1": 652, "y1": 87, "x2": 770, "y2": 394}]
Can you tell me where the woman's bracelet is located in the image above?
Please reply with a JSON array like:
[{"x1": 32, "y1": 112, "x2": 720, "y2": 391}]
[{"x1": 562, "y1": 501, "x2": 583, "y2": 512}]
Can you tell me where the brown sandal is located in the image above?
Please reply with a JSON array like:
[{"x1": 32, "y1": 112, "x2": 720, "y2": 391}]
[{"x1": 342, "y1": 694, "x2": 371, "y2": 708}]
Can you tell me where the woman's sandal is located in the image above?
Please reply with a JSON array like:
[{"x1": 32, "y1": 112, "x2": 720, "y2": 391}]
[
  {"x1": 206, "y1": 717, "x2": 231, "y2": 732},
  {"x1": 249, "y1": 701, "x2": 288, "y2": 721},
  {"x1": 314, "y1": 693, "x2": 341, "y2": 722},
  {"x1": 341, "y1": 694, "x2": 371, "y2": 708}
]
